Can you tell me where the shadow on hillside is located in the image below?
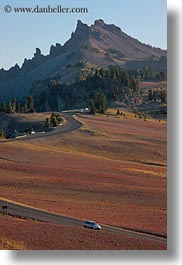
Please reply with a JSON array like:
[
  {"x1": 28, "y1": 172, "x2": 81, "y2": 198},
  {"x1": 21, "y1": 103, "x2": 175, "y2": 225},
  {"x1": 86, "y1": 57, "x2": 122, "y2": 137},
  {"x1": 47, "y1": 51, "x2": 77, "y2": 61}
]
[{"x1": 7, "y1": 10, "x2": 179, "y2": 261}]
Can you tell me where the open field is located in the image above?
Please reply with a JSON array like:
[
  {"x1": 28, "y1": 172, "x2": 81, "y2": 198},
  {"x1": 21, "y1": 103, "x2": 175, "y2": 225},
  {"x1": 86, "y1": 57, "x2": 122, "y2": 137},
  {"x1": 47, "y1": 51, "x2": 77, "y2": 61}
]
[
  {"x1": 0, "y1": 215, "x2": 166, "y2": 250},
  {"x1": 0, "y1": 112, "x2": 167, "y2": 249}
]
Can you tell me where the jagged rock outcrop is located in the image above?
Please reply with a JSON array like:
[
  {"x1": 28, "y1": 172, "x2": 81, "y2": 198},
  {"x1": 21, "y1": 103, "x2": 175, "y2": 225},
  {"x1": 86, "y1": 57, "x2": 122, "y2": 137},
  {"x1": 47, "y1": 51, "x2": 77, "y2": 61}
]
[
  {"x1": 21, "y1": 48, "x2": 46, "y2": 73},
  {"x1": 0, "y1": 19, "x2": 167, "y2": 101},
  {"x1": 64, "y1": 19, "x2": 166, "y2": 59},
  {"x1": 50, "y1": 43, "x2": 64, "y2": 56},
  {"x1": 0, "y1": 64, "x2": 21, "y2": 83}
]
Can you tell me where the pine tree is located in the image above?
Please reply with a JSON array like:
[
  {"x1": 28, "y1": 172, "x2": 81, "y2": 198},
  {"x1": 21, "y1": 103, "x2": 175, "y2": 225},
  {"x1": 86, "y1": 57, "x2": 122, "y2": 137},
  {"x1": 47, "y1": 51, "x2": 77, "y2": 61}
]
[
  {"x1": 27, "y1": 96, "x2": 35, "y2": 112},
  {"x1": 88, "y1": 98, "x2": 96, "y2": 115},
  {"x1": 51, "y1": 116, "x2": 58, "y2": 127},
  {"x1": 0, "y1": 129, "x2": 5, "y2": 138},
  {"x1": 6, "y1": 102, "x2": 12, "y2": 113},
  {"x1": 45, "y1": 118, "x2": 50, "y2": 127},
  {"x1": 17, "y1": 102, "x2": 21, "y2": 113},
  {"x1": 12, "y1": 98, "x2": 17, "y2": 112},
  {"x1": 148, "y1": 89, "x2": 153, "y2": 101},
  {"x1": 0, "y1": 102, "x2": 6, "y2": 112}
]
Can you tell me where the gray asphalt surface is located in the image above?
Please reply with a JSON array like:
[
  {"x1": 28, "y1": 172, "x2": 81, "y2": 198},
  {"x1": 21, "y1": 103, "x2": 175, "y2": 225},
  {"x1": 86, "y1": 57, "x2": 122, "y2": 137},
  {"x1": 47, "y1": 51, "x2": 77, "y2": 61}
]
[
  {"x1": 0, "y1": 113, "x2": 83, "y2": 143},
  {"x1": 19, "y1": 113, "x2": 83, "y2": 140},
  {"x1": 0, "y1": 199, "x2": 167, "y2": 244}
]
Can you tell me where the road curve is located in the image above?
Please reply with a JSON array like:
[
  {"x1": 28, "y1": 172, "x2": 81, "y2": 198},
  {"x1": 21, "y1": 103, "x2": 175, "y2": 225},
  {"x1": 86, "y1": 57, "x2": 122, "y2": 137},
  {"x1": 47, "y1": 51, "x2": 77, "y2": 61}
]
[
  {"x1": 0, "y1": 199, "x2": 167, "y2": 244},
  {"x1": 24, "y1": 113, "x2": 83, "y2": 140},
  {"x1": 0, "y1": 113, "x2": 83, "y2": 143}
]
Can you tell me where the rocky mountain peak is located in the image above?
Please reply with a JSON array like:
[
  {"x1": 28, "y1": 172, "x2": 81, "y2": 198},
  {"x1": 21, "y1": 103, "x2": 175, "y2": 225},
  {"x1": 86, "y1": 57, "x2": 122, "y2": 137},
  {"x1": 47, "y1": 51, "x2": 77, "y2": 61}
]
[
  {"x1": 76, "y1": 20, "x2": 90, "y2": 32},
  {"x1": 49, "y1": 43, "x2": 63, "y2": 56},
  {"x1": 64, "y1": 20, "x2": 91, "y2": 50},
  {"x1": 94, "y1": 19, "x2": 105, "y2": 27},
  {"x1": 0, "y1": 19, "x2": 167, "y2": 102},
  {"x1": 34, "y1": 48, "x2": 42, "y2": 58}
]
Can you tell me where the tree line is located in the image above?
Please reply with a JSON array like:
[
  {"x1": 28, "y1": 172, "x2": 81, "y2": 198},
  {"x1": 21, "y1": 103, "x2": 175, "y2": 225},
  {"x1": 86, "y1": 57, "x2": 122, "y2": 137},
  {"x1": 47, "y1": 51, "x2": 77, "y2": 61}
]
[
  {"x1": 148, "y1": 88, "x2": 167, "y2": 104},
  {"x1": 30, "y1": 65, "x2": 146, "y2": 113},
  {"x1": 0, "y1": 96, "x2": 35, "y2": 114},
  {"x1": 1, "y1": 64, "x2": 166, "y2": 115}
]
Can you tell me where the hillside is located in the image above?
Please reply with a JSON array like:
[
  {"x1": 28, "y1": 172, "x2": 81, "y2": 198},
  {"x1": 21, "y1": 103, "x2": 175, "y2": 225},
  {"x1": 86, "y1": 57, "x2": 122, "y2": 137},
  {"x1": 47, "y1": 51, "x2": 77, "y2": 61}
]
[
  {"x1": 0, "y1": 19, "x2": 166, "y2": 101},
  {"x1": 65, "y1": 19, "x2": 166, "y2": 59}
]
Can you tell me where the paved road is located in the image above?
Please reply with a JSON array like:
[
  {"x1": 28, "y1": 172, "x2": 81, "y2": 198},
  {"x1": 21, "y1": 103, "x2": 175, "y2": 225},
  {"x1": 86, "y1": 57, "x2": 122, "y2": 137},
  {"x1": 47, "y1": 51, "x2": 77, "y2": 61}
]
[
  {"x1": 0, "y1": 199, "x2": 167, "y2": 244},
  {"x1": 24, "y1": 113, "x2": 83, "y2": 140},
  {"x1": 0, "y1": 113, "x2": 82, "y2": 143}
]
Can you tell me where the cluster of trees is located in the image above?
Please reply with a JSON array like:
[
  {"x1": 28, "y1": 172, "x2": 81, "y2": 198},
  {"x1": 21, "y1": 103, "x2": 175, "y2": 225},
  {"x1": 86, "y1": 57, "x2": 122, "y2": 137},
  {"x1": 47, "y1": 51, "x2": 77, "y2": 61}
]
[
  {"x1": 148, "y1": 88, "x2": 167, "y2": 104},
  {"x1": 0, "y1": 96, "x2": 35, "y2": 114},
  {"x1": 45, "y1": 113, "x2": 63, "y2": 127},
  {"x1": 134, "y1": 111, "x2": 148, "y2": 121},
  {"x1": 28, "y1": 64, "x2": 167, "y2": 113},
  {"x1": 116, "y1": 109, "x2": 126, "y2": 116},
  {"x1": 90, "y1": 65, "x2": 138, "y2": 90},
  {"x1": 88, "y1": 92, "x2": 107, "y2": 114},
  {"x1": 87, "y1": 65, "x2": 166, "y2": 83},
  {"x1": 31, "y1": 65, "x2": 141, "y2": 112}
]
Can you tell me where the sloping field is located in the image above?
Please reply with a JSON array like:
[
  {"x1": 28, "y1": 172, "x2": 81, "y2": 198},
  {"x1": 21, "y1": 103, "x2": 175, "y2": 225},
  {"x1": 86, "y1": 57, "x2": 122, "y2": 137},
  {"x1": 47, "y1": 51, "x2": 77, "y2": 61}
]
[
  {"x1": 0, "y1": 113, "x2": 167, "y2": 249},
  {"x1": 0, "y1": 216, "x2": 166, "y2": 250}
]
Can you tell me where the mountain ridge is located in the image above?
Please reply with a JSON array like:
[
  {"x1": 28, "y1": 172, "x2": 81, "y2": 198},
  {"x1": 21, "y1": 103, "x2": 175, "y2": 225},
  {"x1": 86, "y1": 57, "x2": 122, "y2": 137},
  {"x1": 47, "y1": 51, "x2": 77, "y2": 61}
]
[{"x1": 0, "y1": 19, "x2": 167, "y2": 101}]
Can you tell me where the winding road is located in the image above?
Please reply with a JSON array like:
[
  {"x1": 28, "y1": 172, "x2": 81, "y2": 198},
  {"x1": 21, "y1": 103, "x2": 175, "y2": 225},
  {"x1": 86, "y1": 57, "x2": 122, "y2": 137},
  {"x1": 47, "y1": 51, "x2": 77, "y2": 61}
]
[
  {"x1": 0, "y1": 113, "x2": 83, "y2": 143},
  {"x1": 0, "y1": 199, "x2": 167, "y2": 244},
  {"x1": 0, "y1": 113, "x2": 167, "y2": 245},
  {"x1": 24, "y1": 113, "x2": 83, "y2": 140}
]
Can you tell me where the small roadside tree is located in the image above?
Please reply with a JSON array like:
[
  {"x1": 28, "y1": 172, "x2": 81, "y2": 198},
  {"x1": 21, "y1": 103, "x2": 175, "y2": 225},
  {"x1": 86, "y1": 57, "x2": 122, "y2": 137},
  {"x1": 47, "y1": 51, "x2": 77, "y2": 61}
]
[{"x1": 51, "y1": 116, "x2": 58, "y2": 127}]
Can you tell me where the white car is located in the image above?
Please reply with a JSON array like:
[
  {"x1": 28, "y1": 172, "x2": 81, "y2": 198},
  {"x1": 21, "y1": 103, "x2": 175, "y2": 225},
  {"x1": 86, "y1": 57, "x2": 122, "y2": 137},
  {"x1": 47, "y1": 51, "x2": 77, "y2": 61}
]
[{"x1": 83, "y1": 220, "x2": 101, "y2": 230}]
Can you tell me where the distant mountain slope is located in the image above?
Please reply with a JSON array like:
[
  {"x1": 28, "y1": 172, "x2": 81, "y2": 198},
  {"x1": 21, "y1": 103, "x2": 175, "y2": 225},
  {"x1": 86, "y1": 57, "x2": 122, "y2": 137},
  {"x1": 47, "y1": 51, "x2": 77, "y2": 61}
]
[
  {"x1": 0, "y1": 19, "x2": 167, "y2": 101},
  {"x1": 65, "y1": 19, "x2": 166, "y2": 59}
]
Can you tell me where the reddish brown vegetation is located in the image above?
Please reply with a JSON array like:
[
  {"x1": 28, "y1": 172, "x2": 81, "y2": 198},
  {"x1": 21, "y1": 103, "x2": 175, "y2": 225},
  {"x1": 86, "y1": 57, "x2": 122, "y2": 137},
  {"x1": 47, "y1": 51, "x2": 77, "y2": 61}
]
[
  {"x1": 0, "y1": 114, "x2": 167, "y2": 249},
  {"x1": 0, "y1": 216, "x2": 166, "y2": 250}
]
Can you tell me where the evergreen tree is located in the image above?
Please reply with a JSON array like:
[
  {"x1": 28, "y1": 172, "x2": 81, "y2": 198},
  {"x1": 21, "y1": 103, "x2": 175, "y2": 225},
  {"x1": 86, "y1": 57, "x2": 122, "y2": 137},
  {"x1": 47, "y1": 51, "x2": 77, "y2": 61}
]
[
  {"x1": 51, "y1": 116, "x2": 58, "y2": 127},
  {"x1": 148, "y1": 89, "x2": 153, "y2": 101},
  {"x1": 116, "y1": 109, "x2": 120, "y2": 115},
  {"x1": 88, "y1": 98, "x2": 96, "y2": 115},
  {"x1": 17, "y1": 102, "x2": 21, "y2": 113},
  {"x1": 0, "y1": 129, "x2": 5, "y2": 138},
  {"x1": 27, "y1": 96, "x2": 35, "y2": 112},
  {"x1": 153, "y1": 91, "x2": 157, "y2": 101},
  {"x1": 12, "y1": 98, "x2": 17, "y2": 112},
  {"x1": 6, "y1": 102, "x2": 12, "y2": 113},
  {"x1": 159, "y1": 88, "x2": 167, "y2": 103},
  {"x1": 94, "y1": 92, "x2": 107, "y2": 114},
  {"x1": 24, "y1": 104, "x2": 28, "y2": 112},
  {"x1": 122, "y1": 71, "x2": 129, "y2": 86},
  {"x1": 45, "y1": 118, "x2": 50, "y2": 127},
  {"x1": 0, "y1": 102, "x2": 6, "y2": 112},
  {"x1": 99, "y1": 68, "x2": 105, "y2": 78}
]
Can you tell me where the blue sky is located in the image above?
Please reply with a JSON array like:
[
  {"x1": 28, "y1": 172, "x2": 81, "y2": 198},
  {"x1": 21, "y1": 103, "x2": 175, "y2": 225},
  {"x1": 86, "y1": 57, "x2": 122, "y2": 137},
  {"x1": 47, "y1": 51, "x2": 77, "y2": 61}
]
[{"x1": 0, "y1": 0, "x2": 167, "y2": 69}]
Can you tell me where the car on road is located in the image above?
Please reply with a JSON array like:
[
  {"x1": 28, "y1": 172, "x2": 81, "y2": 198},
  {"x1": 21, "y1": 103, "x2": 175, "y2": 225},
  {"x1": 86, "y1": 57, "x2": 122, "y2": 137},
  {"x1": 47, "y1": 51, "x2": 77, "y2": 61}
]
[{"x1": 83, "y1": 220, "x2": 101, "y2": 230}]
